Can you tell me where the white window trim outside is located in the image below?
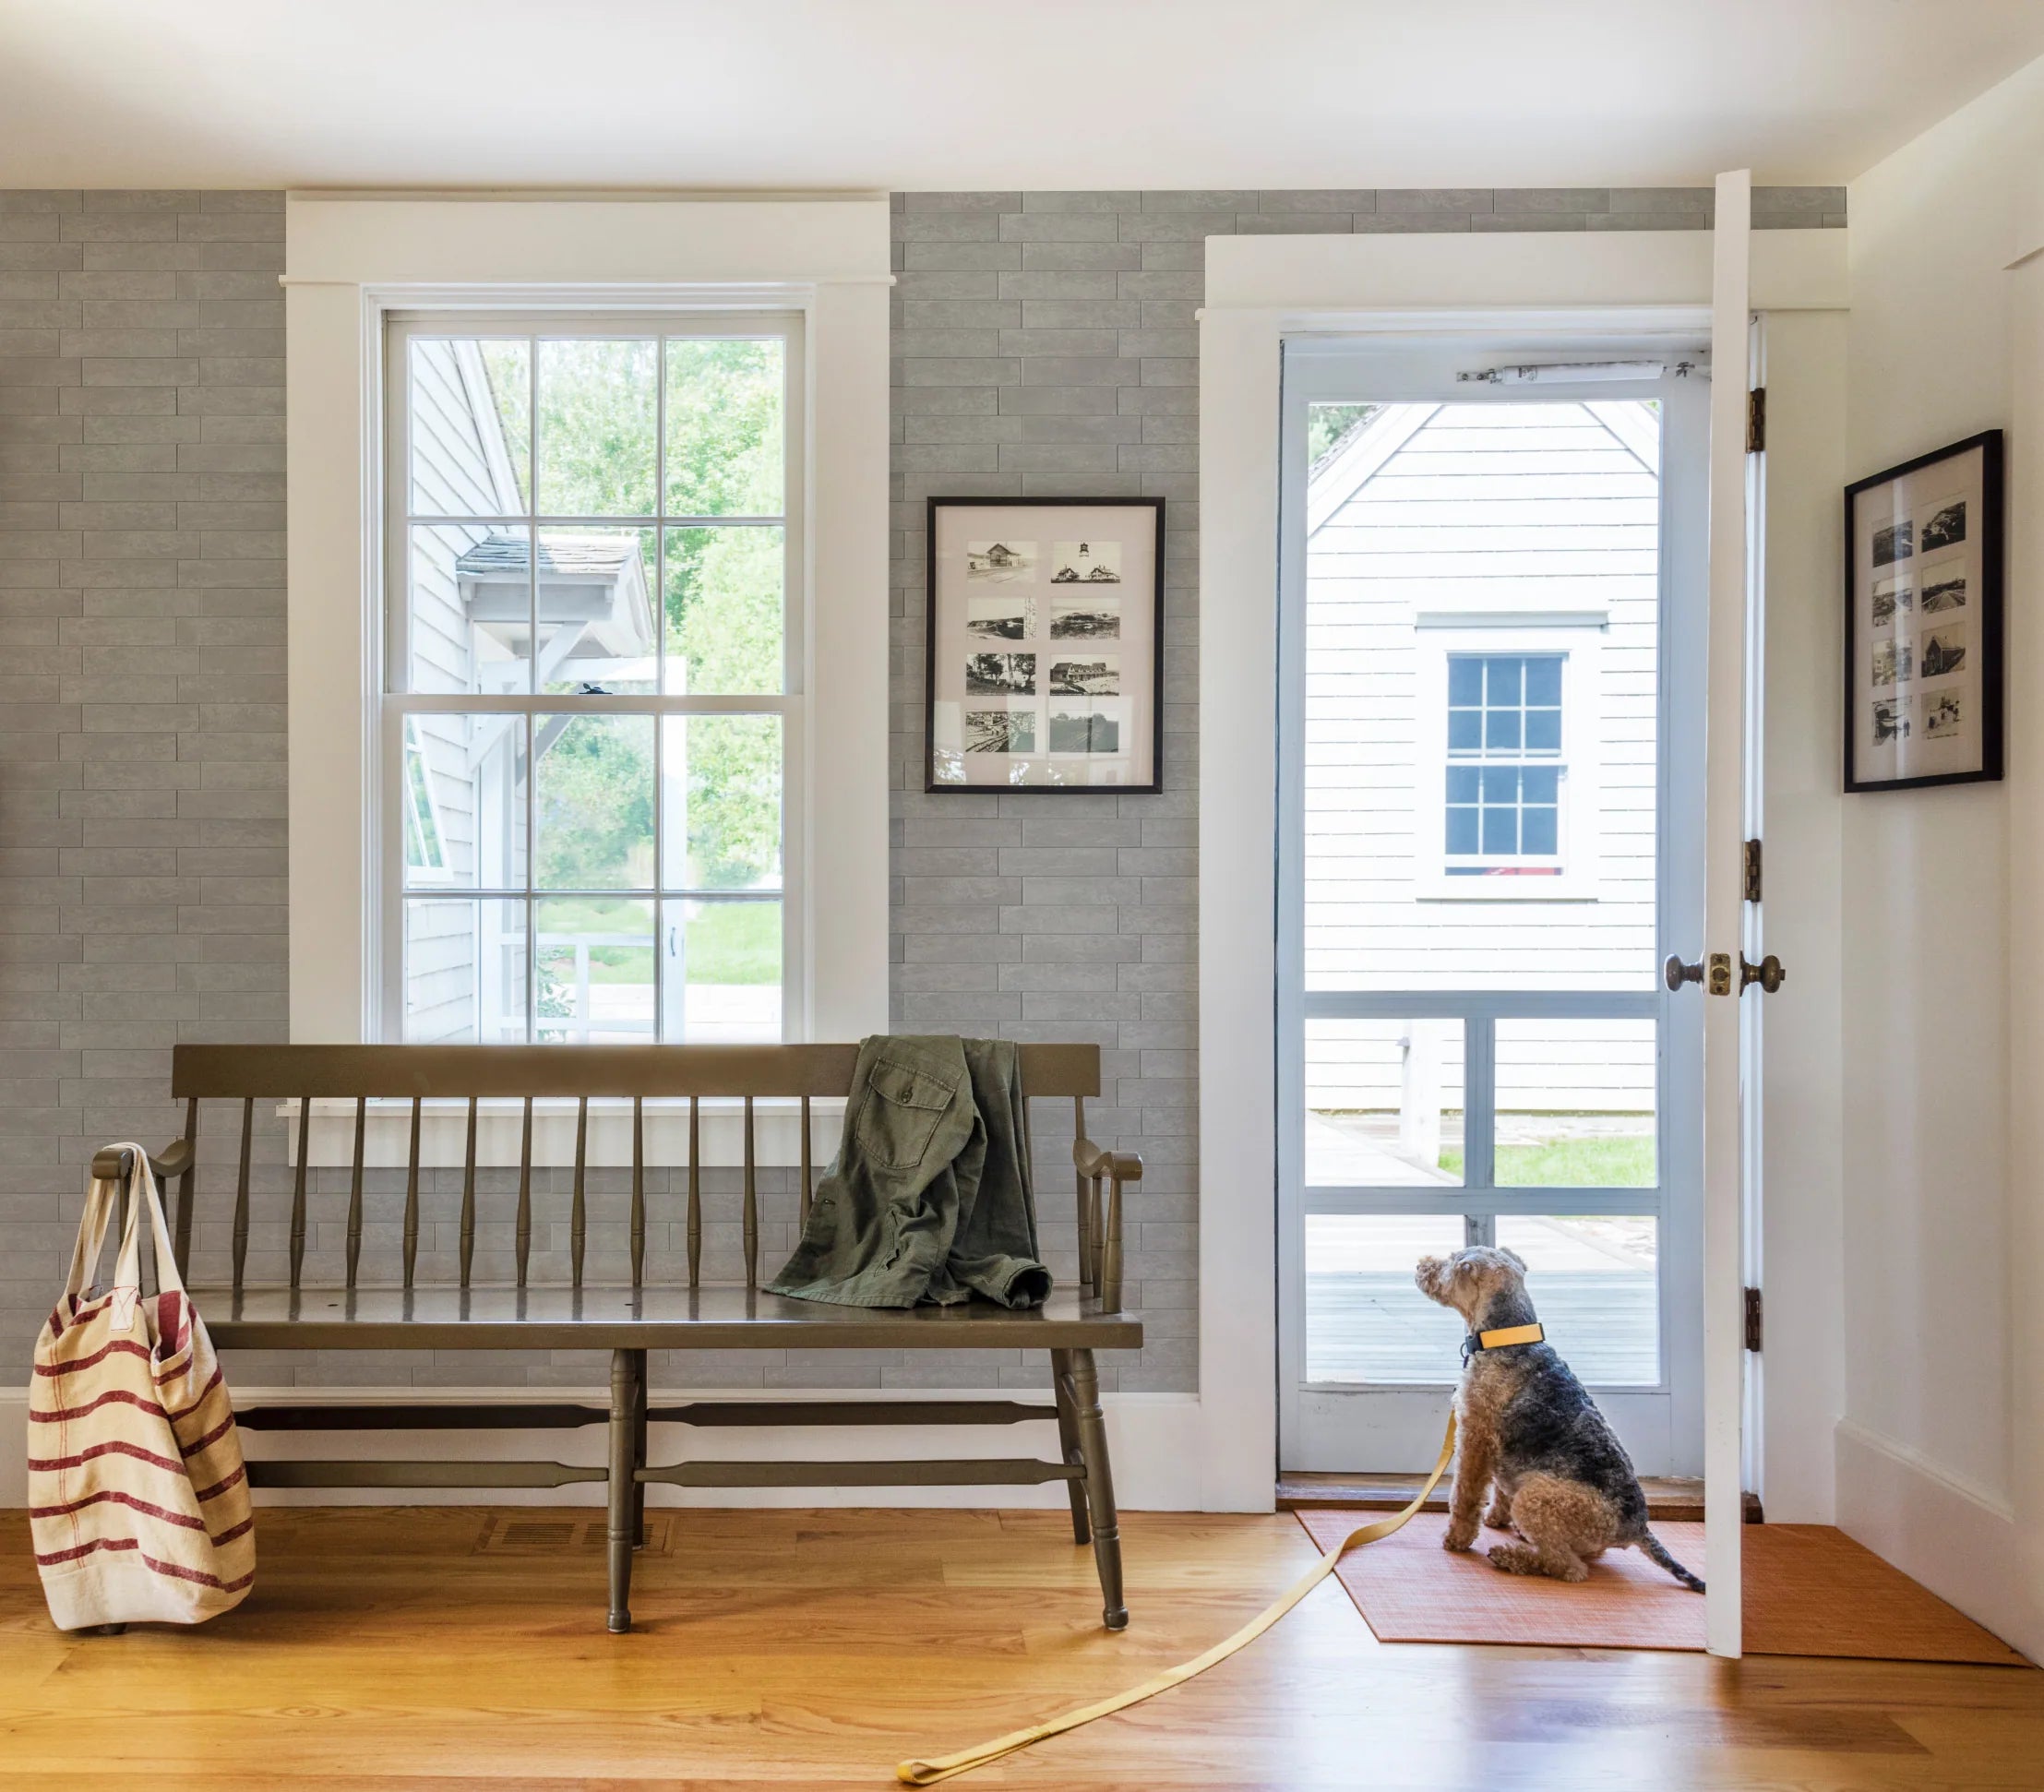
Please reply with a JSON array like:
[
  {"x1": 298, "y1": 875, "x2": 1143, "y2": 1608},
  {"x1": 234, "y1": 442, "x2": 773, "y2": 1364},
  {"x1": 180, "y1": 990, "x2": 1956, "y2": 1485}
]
[
  {"x1": 1413, "y1": 618, "x2": 1608, "y2": 902},
  {"x1": 284, "y1": 195, "x2": 892, "y2": 1165}
]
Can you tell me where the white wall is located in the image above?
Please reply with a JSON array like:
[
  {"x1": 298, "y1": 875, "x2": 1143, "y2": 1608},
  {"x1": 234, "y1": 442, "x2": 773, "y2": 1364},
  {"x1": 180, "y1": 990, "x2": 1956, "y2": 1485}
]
[{"x1": 1838, "y1": 52, "x2": 2044, "y2": 1660}]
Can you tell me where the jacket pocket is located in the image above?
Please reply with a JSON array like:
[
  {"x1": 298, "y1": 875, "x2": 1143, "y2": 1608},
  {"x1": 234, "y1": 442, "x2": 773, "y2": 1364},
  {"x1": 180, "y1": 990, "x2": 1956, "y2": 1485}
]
[{"x1": 855, "y1": 1056, "x2": 956, "y2": 1172}]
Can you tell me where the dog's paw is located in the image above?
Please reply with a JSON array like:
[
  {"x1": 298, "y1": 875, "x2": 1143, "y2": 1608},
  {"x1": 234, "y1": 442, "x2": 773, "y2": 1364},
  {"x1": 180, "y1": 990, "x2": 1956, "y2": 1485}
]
[
  {"x1": 1483, "y1": 1503, "x2": 1513, "y2": 1531},
  {"x1": 1442, "y1": 1524, "x2": 1477, "y2": 1553}
]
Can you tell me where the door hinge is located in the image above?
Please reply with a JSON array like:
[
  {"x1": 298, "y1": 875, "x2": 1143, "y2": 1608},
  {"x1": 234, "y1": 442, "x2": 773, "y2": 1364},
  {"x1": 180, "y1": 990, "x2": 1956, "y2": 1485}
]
[
  {"x1": 1743, "y1": 838, "x2": 1763, "y2": 903},
  {"x1": 1746, "y1": 387, "x2": 1766, "y2": 453},
  {"x1": 1744, "y1": 1286, "x2": 1763, "y2": 1353}
]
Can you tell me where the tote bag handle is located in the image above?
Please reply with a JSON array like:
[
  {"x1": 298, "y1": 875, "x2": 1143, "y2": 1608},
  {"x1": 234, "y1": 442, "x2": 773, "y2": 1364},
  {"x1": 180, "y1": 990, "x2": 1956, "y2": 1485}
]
[
  {"x1": 59, "y1": 1165, "x2": 129, "y2": 1311},
  {"x1": 107, "y1": 1141, "x2": 188, "y2": 1305}
]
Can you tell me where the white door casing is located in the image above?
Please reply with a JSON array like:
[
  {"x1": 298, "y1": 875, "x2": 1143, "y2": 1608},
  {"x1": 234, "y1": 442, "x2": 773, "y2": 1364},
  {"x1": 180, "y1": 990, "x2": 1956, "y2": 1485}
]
[{"x1": 1199, "y1": 225, "x2": 1845, "y2": 1534}]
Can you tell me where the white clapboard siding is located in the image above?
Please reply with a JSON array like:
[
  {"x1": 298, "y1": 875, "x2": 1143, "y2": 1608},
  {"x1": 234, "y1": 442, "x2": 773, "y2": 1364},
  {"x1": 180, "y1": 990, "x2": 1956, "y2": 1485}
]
[
  {"x1": 1304, "y1": 401, "x2": 1659, "y2": 1115},
  {"x1": 402, "y1": 340, "x2": 524, "y2": 1043}
]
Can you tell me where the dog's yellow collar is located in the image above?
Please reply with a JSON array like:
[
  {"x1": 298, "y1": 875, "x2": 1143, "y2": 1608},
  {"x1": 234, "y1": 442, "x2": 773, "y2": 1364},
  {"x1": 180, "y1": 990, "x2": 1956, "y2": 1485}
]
[{"x1": 1462, "y1": 1321, "x2": 1545, "y2": 1364}]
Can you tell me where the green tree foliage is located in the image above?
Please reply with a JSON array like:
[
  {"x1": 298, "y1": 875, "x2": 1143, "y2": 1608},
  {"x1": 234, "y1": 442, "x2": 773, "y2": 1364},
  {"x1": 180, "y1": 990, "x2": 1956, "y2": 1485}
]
[
  {"x1": 534, "y1": 716, "x2": 653, "y2": 890},
  {"x1": 664, "y1": 340, "x2": 784, "y2": 517},
  {"x1": 1307, "y1": 402, "x2": 1378, "y2": 471},
  {"x1": 675, "y1": 714, "x2": 782, "y2": 892},
  {"x1": 536, "y1": 339, "x2": 657, "y2": 516},
  {"x1": 508, "y1": 338, "x2": 787, "y2": 910}
]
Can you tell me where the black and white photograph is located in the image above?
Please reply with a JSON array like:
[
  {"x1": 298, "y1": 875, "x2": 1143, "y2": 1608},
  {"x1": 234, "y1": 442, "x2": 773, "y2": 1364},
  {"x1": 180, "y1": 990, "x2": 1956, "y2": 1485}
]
[
  {"x1": 1871, "y1": 572, "x2": 1913, "y2": 627},
  {"x1": 965, "y1": 540, "x2": 1034, "y2": 583},
  {"x1": 1050, "y1": 540, "x2": 1121, "y2": 585},
  {"x1": 1920, "y1": 625, "x2": 1966, "y2": 678},
  {"x1": 1048, "y1": 699, "x2": 1124, "y2": 754},
  {"x1": 1872, "y1": 696, "x2": 1912, "y2": 747},
  {"x1": 926, "y1": 498, "x2": 1164, "y2": 793},
  {"x1": 1919, "y1": 565, "x2": 1967, "y2": 614},
  {"x1": 965, "y1": 706, "x2": 1036, "y2": 754},
  {"x1": 1871, "y1": 519, "x2": 1914, "y2": 567},
  {"x1": 1048, "y1": 654, "x2": 1118, "y2": 696},
  {"x1": 1846, "y1": 429, "x2": 2002, "y2": 792},
  {"x1": 1050, "y1": 594, "x2": 1120, "y2": 639},
  {"x1": 965, "y1": 651, "x2": 1035, "y2": 696},
  {"x1": 1919, "y1": 498, "x2": 1967, "y2": 553},
  {"x1": 967, "y1": 593, "x2": 1032, "y2": 640}
]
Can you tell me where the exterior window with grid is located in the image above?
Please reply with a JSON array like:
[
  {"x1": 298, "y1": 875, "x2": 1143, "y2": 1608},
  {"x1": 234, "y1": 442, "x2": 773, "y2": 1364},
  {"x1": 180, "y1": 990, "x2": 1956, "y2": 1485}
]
[
  {"x1": 1444, "y1": 652, "x2": 1563, "y2": 877},
  {"x1": 381, "y1": 314, "x2": 802, "y2": 1044}
]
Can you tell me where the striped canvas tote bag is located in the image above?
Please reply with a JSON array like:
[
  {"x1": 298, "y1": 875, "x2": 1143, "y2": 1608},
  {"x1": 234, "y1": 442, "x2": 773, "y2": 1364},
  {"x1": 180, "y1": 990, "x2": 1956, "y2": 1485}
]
[{"x1": 29, "y1": 1144, "x2": 255, "y2": 1629}]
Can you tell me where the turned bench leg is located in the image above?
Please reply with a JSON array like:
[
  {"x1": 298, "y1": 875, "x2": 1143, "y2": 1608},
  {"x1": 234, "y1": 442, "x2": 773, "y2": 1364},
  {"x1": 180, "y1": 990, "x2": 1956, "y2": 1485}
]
[
  {"x1": 1049, "y1": 1347, "x2": 1090, "y2": 1546},
  {"x1": 607, "y1": 1347, "x2": 644, "y2": 1633},
  {"x1": 631, "y1": 1353, "x2": 650, "y2": 1547},
  {"x1": 1064, "y1": 1347, "x2": 1128, "y2": 1630}
]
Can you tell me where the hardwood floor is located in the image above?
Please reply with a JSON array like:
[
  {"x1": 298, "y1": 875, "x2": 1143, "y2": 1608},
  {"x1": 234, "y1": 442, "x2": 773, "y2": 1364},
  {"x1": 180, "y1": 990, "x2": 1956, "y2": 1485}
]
[{"x1": 3, "y1": 1505, "x2": 2038, "y2": 1788}]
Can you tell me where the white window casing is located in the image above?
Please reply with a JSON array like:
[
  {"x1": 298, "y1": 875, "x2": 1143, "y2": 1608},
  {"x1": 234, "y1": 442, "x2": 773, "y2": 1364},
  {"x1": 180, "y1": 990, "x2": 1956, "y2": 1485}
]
[{"x1": 284, "y1": 196, "x2": 891, "y2": 1164}]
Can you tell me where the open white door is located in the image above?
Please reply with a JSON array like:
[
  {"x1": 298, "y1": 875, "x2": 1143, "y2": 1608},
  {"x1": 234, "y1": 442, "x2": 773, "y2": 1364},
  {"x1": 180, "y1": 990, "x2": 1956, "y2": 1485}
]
[{"x1": 1693, "y1": 168, "x2": 1763, "y2": 1656}]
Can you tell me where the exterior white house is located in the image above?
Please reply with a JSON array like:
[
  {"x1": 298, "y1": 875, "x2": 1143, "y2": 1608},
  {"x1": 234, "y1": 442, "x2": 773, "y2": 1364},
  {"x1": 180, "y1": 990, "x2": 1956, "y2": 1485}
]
[{"x1": 1302, "y1": 398, "x2": 1663, "y2": 1175}]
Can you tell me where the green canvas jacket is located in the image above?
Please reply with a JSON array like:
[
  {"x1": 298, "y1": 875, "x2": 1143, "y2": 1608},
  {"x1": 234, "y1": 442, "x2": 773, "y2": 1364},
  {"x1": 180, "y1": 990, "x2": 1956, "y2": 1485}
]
[{"x1": 765, "y1": 1034, "x2": 1051, "y2": 1309}]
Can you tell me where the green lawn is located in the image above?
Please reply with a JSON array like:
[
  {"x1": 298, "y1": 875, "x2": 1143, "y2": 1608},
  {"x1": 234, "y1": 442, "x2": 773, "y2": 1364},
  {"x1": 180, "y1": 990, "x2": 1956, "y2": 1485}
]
[
  {"x1": 534, "y1": 896, "x2": 779, "y2": 986},
  {"x1": 685, "y1": 899, "x2": 780, "y2": 985},
  {"x1": 1438, "y1": 1133, "x2": 1655, "y2": 1188}
]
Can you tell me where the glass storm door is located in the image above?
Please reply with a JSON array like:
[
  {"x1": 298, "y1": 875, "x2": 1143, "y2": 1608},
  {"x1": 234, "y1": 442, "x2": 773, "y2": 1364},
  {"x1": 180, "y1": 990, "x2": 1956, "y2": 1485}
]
[{"x1": 1276, "y1": 336, "x2": 1711, "y2": 1478}]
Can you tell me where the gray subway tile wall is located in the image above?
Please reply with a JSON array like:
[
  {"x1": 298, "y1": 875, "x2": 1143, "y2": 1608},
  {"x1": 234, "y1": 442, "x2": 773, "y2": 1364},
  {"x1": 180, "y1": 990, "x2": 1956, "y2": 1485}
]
[
  {"x1": 0, "y1": 190, "x2": 290, "y2": 1384},
  {"x1": 0, "y1": 185, "x2": 1842, "y2": 1390}
]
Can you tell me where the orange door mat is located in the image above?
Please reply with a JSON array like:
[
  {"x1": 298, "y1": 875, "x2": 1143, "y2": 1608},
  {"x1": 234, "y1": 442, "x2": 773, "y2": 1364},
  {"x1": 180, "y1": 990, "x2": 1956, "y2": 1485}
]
[{"x1": 1296, "y1": 1511, "x2": 2031, "y2": 1666}]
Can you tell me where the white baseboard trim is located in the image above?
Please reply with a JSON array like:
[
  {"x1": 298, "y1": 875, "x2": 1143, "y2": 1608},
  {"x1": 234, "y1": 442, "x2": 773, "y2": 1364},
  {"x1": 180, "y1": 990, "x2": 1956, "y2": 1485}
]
[
  {"x1": 4, "y1": 1386, "x2": 1206, "y2": 1512},
  {"x1": 1835, "y1": 1419, "x2": 2040, "y2": 1662}
]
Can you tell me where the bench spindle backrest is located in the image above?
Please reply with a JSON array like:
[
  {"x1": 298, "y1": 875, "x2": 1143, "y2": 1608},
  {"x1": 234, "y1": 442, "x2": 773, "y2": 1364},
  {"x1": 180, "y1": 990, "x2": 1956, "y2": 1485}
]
[
  {"x1": 345, "y1": 1095, "x2": 366, "y2": 1289},
  {"x1": 169, "y1": 1044, "x2": 1101, "y2": 1296},
  {"x1": 570, "y1": 1096, "x2": 589, "y2": 1290},
  {"x1": 403, "y1": 1097, "x2": 423, "y2": 1287}
]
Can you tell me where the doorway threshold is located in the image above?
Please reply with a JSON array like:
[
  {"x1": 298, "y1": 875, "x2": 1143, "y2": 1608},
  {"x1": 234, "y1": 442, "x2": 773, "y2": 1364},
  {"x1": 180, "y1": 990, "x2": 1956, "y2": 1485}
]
[{"x1": 1276, "y1": 1472, "x2": 1760, "y2": 1524}]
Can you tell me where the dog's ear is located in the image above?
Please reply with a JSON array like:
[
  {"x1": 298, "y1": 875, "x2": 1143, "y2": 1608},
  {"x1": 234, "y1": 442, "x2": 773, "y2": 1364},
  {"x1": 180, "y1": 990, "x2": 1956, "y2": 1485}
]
[{"x1": 1500, "y1": 1246, "x2": 1527, "y2": 1272}]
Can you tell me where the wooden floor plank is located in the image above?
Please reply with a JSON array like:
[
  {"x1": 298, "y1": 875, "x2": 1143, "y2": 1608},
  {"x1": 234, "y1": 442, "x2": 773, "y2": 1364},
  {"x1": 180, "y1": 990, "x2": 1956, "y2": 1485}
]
[{"x1": 1, "y1": 1506, "x2": 2037, "y2": 1788}]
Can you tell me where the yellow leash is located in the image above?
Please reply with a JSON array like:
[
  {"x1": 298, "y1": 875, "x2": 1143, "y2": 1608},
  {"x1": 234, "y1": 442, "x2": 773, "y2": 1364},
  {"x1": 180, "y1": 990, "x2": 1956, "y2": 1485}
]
[{"x1": 896, "y1": 1411, "x2": 1459, "y2": 1786}]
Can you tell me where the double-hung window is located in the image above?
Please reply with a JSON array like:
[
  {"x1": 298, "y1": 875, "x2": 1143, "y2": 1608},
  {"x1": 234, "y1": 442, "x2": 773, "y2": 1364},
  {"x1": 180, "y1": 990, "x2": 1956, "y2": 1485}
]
[
  {"x1": 1444, "y1": 651, "x2": 1564, "y2": 876},
  {"x1": 381, "y1": 313, "x2": 802, "y2": 1045}
]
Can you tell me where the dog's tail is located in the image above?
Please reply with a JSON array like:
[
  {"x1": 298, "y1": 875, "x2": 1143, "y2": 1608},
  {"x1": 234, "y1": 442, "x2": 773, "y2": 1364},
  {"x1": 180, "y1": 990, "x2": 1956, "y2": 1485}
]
[{"x1": 1639, "y1": 1530, "x2": 1705, "y2": 1593}]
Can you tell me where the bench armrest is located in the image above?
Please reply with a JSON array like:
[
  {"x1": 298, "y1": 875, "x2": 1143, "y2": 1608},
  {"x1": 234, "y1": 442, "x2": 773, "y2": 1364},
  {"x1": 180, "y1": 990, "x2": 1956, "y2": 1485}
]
[
  {"x1": 90, "y1": 1137, "x2": 194, "y2": 1183},
  {"x1": 1070, "y1": 1135, "x2": 1141, "y2": 1312}
]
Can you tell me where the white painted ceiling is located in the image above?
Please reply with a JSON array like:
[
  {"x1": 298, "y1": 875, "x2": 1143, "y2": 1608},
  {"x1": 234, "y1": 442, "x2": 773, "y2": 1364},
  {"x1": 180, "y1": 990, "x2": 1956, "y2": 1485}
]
[{"x1": 3, "y1": 0, "x2": 2042, "y2": 191}]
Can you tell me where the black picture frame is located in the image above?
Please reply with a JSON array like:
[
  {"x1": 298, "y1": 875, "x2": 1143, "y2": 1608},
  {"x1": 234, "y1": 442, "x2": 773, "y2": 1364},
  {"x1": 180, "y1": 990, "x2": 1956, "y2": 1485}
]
[
  {"x1": 1843, "y1": 429, "x2": 2003, "y2": 794},
  {"x1": 923, "y1": 496, "x2": 1167, "y2": 794}
]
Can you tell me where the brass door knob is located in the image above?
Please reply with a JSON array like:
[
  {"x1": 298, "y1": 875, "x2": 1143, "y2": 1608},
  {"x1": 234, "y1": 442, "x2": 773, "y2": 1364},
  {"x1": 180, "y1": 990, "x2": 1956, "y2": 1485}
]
[
  {"x1": 1664, "y1": 954, "x2": 1704, "y2": 991},
  {"x1": 1740, "y1": 953, "x2": 1787, "y2": 995}
]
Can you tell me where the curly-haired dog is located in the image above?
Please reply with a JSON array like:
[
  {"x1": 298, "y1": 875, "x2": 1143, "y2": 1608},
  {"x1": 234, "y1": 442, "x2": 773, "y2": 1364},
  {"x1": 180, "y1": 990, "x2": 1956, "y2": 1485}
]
[{"x1": 1416, "y1": 1245, "x2": 1703, "y2": 1591}]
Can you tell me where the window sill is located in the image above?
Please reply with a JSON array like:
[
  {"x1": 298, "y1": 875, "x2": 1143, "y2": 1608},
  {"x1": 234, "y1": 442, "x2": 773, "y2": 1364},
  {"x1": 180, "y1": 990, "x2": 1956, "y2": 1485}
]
[{"x1": 286, "y1": 1096, "x2": 845, "y2": 1172}]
